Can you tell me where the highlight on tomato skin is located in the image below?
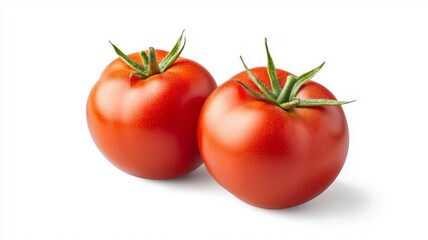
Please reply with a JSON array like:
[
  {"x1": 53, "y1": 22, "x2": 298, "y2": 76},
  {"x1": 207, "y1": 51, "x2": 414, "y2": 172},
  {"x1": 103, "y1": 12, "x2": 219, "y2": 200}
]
[
  {"x1": 86, "y1": 31, "x2": 217, "y2": 179},
  {"x1": 197, "y1": 39, "x2": 353, "y2": 209}
]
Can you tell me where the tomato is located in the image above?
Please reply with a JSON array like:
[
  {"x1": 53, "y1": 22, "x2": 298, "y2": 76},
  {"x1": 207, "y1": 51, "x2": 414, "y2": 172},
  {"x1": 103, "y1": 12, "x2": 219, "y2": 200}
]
[
  {"x1": 87, "y1": 32, "x2": 217, "y2": 179},
  {"x1": 197, "y1": 39, "x2": 353, "y2": 209}
]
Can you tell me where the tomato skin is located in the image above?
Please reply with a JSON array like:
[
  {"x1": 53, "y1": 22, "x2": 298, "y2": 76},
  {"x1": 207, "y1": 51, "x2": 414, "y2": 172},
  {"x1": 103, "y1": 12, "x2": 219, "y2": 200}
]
[
  {"x1": 87, "y1": 50, "x2": 217, "y2": 179},
  {"x1": 197, "y1": 67, "x2": 349, "y2": 209}
]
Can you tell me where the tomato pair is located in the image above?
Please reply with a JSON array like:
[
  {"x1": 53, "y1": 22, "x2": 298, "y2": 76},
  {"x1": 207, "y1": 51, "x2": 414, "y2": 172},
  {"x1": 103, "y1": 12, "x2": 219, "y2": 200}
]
[{"x1": 86, "y1": 32, "x2": 353, "y2": 209}]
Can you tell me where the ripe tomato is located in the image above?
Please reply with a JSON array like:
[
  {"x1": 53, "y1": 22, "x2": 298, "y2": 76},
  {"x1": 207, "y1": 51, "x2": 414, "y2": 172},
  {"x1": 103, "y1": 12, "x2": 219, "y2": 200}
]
[
  {"x1": 87, "y1": 32, "x2": 217, "y2": 179},
  {"x1": 197, "y1": 39, "x2": 353, "y2": 209}
]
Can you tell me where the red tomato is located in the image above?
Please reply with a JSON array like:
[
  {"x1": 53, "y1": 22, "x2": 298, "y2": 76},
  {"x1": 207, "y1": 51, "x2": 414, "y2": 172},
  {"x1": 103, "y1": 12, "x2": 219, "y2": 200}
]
[
  {"x1": 87, "y1": 33, "x2": 217, "y2": 179},
  {"x1": 197, "y1": 40, "x2": 352, "y2": 209}
]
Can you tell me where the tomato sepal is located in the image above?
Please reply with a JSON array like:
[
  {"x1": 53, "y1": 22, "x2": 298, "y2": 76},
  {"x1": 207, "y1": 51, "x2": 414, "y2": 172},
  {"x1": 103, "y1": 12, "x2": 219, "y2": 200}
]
[
  {"x1": 238, "y1": 39, "x2": 355, "y2": 111},
  {"x1": 289, "y1": 61, "x2": 325, "y2": 100},
  {"x1": 264, "y1": 38, "x2": 281, "y2": 95},
  {"x1": 239, "y1": 56, "x2": 276, "y2": 100},
  {"x1": 236, "y1": 80, "x2": 276, "y2": 105},
  {"x1": 110, "y1": 40, "x2": 148, "y2": 78},
  {"x1": 109, "y1": 30, "x2": 186, "y2": 80},
  {"x1": 280, "y1": 98, "x2": 355, "y2": 110}
]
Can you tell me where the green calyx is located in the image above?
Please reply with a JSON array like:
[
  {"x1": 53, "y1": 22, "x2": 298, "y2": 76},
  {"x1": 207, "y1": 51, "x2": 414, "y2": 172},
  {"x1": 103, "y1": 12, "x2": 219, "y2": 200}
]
[
  {"x1": 237, "y1": 38, "x2": 355, "y2": 111},
  {"x1": 109, "y1": 30, "x2": 186, "y2": 80}
]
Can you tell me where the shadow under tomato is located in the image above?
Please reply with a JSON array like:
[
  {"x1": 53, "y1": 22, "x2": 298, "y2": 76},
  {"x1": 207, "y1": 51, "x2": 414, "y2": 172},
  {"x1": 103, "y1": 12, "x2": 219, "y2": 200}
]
[
  {"x1": 145, "y1": 163, "x2": 221, "y2": 192},
  {"x1": 277, "y1": 181, "x2": 371, "y2": 218}
]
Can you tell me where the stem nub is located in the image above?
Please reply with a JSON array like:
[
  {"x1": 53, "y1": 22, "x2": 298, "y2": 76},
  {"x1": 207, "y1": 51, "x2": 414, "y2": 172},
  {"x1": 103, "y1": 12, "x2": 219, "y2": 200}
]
[
  {"x1": 109, "y1": 30, "x2": 186, "y2": 80},
  {"x1": 237, "y1": 39, "x2": 355, "y2": 111}
]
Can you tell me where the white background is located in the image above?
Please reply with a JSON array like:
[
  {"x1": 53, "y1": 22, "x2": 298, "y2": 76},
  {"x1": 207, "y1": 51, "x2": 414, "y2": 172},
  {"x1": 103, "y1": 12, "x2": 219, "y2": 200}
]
[{"x1": 1, "y1": 0, "x2": 428, "y2": 239}]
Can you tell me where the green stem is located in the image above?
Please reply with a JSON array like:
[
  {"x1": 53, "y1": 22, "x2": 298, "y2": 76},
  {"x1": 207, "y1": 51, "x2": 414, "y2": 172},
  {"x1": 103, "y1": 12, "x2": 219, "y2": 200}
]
[
  {"x1": 147, "y1": 47, "x2": 160, "y2": 76},
  {"x1": 110, "y1": 41, "x2": 147, "y2": 78},
  {"x1": 277, "y1": 75, "x2": 297, "y2": 103},
  {"x1": 110, "y1": 30, "x2": 186, "y2": 80},
  {"x1": 236, "y1": 39, "x2": 354, "y2": 111}
]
